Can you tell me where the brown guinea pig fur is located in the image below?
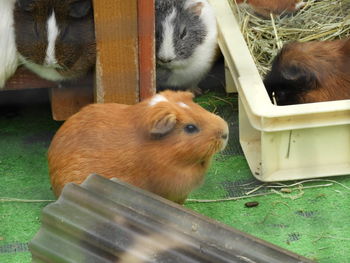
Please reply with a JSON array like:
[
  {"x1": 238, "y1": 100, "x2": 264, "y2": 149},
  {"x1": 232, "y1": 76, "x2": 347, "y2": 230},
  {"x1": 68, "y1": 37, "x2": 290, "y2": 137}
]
[
  {"x1": 14, "y1": 0, "x2": 95, "y2": 81},
  {"x1": 48, "y1": 90, "x2": 229, "y2": 204},
  {"x1": 236, "y1": 0, "x2": 305, "y2": 18},
  {"x1": 264, "y1": 39, "x2": 350, "y2": 105}
]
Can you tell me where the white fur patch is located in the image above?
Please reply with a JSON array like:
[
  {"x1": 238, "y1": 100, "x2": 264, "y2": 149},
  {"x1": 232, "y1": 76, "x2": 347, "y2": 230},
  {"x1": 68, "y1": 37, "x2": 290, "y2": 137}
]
[
  {"x1": 0, "y1": 0, "x2": 19, "y2": 88},
  {"x1": 45, "y1": 11, "x2": 59, "y2": 66},
  {"x1": 149, "y1": 94, "x2": 168, "y2": 106},
  {"x1": 157, "y1": 9, "x2": 177, "y2": 62},
  {"x1": 160, "y1": 0, "x2": 218, "y2": 89},
  {"x1": 19, "y1": 54, "x2": 65, "y2": 81},
  {"x1": 177, "y1": 102, "x2": 190, "y2": 108}
]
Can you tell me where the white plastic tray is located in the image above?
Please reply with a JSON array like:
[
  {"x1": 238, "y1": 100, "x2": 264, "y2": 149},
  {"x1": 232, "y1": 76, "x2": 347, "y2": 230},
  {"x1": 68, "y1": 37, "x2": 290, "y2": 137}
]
[{"x1": 209, "y1": 0, "x2": 350, "y2": 181}]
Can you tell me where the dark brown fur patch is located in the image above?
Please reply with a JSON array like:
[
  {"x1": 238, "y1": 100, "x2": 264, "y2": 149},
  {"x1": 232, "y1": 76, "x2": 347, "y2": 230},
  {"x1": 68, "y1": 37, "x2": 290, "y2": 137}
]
[
  {"x1": 264, "y1": 39, "x2": 350, "y2": 105},
  {"x1": 14, "y1": 0, "x2": 95, "y2": 79}
]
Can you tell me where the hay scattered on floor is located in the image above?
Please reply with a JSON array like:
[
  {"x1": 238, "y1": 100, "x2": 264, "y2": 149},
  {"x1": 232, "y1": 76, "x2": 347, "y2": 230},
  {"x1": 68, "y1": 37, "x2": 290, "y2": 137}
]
[
  {"x1": 229, "y1": 0, "x2": 350, "y2": 77},
  {"x1": 186, "y1": 178, "x2": 350, "y2": 203},
  {"x1": 0, "y1": 197, "x2": 55, "y2": 203}
]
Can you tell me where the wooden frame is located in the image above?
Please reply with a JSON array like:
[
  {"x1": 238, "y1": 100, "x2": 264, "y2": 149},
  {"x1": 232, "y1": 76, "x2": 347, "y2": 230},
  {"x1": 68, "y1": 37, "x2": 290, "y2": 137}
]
[
  {"x1": 138, "y1": 0, "x2": 156, "y2": 100},
  {"x1": 93, "y1": 0, "x2": 156, "y2": 104},
  {"x1": 1, "y1": 0, "x2": 156, "y2": 120}
]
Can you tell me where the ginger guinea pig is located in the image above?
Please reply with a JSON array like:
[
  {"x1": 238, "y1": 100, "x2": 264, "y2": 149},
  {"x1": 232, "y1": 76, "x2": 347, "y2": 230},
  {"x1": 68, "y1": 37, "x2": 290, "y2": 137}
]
[
  {"x1": 236, "y1": 0, "x2": 305, "y2": 18},
  {"x1": 48, "y1": 90, "x2": 229, "y2": 204},
  {"x1": 14, "y1": 0, "x2": 95, "y2": 81},
  {"x1": 264, "y1": 39, "x2": 350, "y2": 105}
]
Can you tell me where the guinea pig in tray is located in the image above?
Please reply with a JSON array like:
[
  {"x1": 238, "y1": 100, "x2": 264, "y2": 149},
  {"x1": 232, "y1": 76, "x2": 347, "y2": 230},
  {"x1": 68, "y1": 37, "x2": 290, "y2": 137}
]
[
  {"x1": 48, "y1": 91, "x2": 229, "y2": 204},
  {"x1": 264, "y1": 39, "x2": 350, "y2": 105},
  {"x1": 155, "y1": 0, "x2": 218, "y2": 93},
  {"x1": 0, "y1": 0, "x2": 95, "y2": 88},
  {"x1": 236, "y1": 0, "x2": 305, "y2": 18}
]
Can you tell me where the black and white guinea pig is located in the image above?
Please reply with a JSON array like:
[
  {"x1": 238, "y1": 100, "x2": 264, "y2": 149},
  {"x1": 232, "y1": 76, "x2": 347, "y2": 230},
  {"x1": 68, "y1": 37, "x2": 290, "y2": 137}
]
[
  {"x1": 0, "y1": 0, "x2": 95, "y2": 88},
  {"x1": 264, "y1": 39, "x2": 350, "y2": 105},
  {"x1": 155, "y1": 0, "x2": 218, "y2": 93}
]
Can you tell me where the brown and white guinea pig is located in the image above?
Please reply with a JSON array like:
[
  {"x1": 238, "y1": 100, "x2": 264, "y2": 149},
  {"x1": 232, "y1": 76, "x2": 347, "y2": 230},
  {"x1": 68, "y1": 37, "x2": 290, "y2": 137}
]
[
  {"x1": 263, "y1": 39, "x2": 350, "y2": 105},
  {"x1": 155, "y1": 0, "x2": 218, "y2": 93},
  {"x1": 13, "y1": 0, "x2": 95, "y2": 82},
  {"x1": 236, "y1": 0, "x2": 305, "y2": 18},
  {"x1": 48, "y1": 90, "x2": 229, "y2": 204}
]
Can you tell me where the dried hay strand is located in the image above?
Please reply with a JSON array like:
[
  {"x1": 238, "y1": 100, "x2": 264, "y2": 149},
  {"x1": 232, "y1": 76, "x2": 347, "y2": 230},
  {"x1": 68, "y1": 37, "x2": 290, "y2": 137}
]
[{"x1": 229, "y1": 0, "x2": 350, "y2": 77}]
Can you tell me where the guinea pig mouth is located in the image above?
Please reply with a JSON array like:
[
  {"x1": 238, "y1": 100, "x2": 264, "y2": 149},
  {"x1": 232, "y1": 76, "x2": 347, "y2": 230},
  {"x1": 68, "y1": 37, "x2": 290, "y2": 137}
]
[
  {"x1": 157, "y1": 60, "x2": 173, "y2": 68},
  {"x1": 44, "y1": 63, "x2": 63, "y2": 70},
  {"x1": 45, "y1": 64, "x2": 63, "y2": 69},
  {"x1": 209, "y1": 137, "x2": 228, "y2": 155},
  {"x1": 216, "y1": 131, "x2": 229, "y2": 152},
  {"x1": 157, "y1": 59, "x2": 186, "y2": 69},
  {"x1": 220, "y1": 137, "x2": 228, "y2": 152}
]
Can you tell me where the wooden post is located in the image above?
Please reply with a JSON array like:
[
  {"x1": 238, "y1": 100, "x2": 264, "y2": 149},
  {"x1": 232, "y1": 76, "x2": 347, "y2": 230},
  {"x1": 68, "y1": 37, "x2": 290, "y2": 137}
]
[
  {"x1": 93, "y1": 0, "x2": 140, "y2": 104},
  {"x1": 138, "y1": 0, "x2": 156, "y2": 100},
  {"x1": 50, "y1": 85, "x2": 94, "y2": 121},
  {"x1": 2, "y1": 1, "x2": 156, "y2": 121},
  {"x1": 50, "y1": 75, "x2": 94, "y2": 121}
]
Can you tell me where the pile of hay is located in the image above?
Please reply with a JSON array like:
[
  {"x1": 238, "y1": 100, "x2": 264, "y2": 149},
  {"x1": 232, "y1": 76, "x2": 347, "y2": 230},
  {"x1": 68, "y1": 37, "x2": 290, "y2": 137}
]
[{"x1": 230, "y1": 0, "x2": 350, "y2": 77}]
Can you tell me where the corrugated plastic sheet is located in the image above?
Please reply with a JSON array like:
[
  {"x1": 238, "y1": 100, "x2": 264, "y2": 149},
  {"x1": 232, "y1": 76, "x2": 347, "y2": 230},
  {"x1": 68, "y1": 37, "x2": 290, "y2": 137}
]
[{"x1": 29, "y1": 174, "x2": 314, "y2": 263}]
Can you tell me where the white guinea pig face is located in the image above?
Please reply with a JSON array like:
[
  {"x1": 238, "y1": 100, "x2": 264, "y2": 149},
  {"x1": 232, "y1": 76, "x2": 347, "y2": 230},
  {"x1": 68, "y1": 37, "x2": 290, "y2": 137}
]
[
  {"x1": 14, "y1": 0, "x2": 95, "y2": 78},
  {"x1": 156, "y1": 0, "x2": 207, "y2": 68}
]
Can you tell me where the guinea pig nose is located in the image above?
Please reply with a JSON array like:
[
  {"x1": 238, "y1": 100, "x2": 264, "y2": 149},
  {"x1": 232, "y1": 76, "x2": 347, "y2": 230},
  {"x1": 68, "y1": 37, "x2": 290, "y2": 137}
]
[
  {"x1": 159, "y1": 58, "x2": 173, "y2": 64},
  {"x1": 221, "y1": 133, "x2": 228, "y2": 140}
]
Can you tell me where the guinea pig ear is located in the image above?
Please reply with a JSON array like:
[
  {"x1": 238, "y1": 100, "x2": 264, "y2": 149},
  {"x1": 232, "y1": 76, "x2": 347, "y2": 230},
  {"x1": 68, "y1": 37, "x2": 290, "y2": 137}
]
[
  {"x1": 69, "y1": 0, "x2": 92, "y2": 18},
  {"x1": 185, "y1": 1, "x2": 204, "y2": 16},
  {"x1": 149, "y1": 112, "x2": 177, "y2": 139},
  {"x1": 17, "y1": 0, "x2": 35, "y2": 11}
]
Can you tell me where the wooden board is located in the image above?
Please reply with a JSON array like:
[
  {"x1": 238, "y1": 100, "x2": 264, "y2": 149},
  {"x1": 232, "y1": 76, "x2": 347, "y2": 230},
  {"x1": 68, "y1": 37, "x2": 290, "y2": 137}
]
[
  {"x1": 50, "y1": 76, "x2": 94, "y2": 121},
  {"x1": 2, "y1": 1, "x2": 156, "y2": 121},
  {"x1": 2, "y1": 67, "x2": 57, "y2": 91},
  {"x1": 93, "y1": 0, "x2": 140, "y2": 104},
  {"x1": 138, "y1": 0, "x2": 156, "y2": 100}
]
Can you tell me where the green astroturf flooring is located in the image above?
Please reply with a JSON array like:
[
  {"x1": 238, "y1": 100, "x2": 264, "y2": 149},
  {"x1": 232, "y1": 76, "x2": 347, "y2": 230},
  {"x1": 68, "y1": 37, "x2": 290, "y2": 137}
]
[{"x1": 1, "y1": 90, "x2": 350, "y2": 263}]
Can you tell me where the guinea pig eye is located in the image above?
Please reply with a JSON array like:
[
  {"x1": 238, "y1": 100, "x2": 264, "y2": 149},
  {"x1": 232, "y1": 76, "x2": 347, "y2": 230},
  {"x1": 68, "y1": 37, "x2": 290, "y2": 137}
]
[
  {"x1": 180, "y1": 26, "x2": 187, "y2": 40},
  {"x1": 69, "y1": 0, "x2": 92, "y2": 18},
  {"x1": 184, "y1": 124, "x2": 199, "y2": 134}
]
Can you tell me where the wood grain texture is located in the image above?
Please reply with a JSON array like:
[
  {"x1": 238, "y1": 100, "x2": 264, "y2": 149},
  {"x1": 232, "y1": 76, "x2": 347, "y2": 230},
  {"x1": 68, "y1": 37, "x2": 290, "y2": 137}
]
[
  {"x1": 50, "y1": 75, "x2": 94, "y2": 121},
  {"x1": 93, "y1": 0, "x2": 139, "y2": 104},
  {"x1": 138, "y1": 0, "x2": 156, "y2": 100},
  {"x1": 2, "y1": 67, "x2": 57, "y2": 91}
]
